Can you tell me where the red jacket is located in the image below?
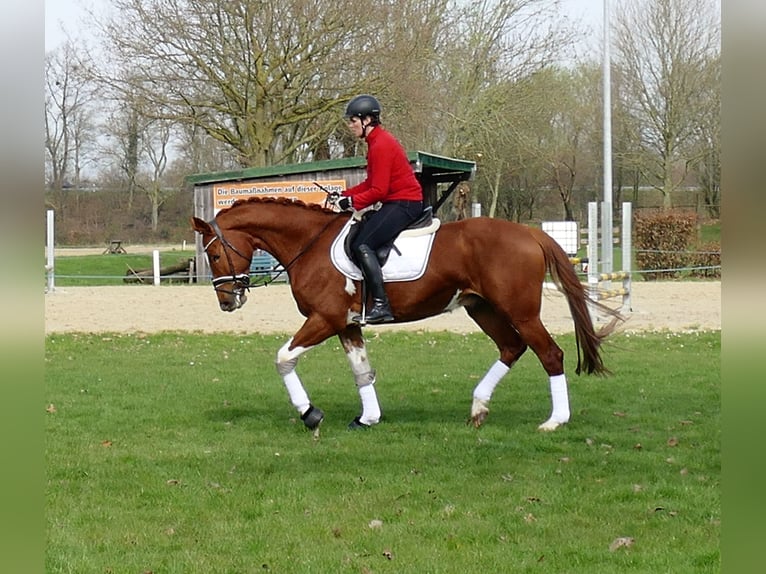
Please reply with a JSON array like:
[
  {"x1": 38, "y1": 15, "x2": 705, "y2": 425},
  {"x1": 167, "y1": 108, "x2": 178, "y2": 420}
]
[{"x1": 342, "y1": 126, "x2": 423, "y2": 210}]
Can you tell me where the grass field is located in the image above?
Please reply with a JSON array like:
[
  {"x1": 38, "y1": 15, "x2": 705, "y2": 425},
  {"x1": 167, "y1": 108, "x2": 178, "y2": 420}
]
[
  {"x1": 49, "y1": 250, "x2": 197, "y2": 286},
  {"x1": 45, "y1": 330, "x2": 720, "y2": 573}
]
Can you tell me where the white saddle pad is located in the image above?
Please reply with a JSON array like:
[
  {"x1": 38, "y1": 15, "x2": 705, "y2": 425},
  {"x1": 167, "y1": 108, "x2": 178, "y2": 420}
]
[{"x1": 330, "y1": 217, "x2": 440, "y2": 282}]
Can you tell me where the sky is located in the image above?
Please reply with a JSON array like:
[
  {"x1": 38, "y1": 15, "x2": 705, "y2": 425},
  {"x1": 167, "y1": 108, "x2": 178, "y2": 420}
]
[
  {"x1": 45, "y1": 0, "x2": 89, "y2": 50},
  {"x1": 45, "y1": 0, "x2": 606, "y2": 51}
]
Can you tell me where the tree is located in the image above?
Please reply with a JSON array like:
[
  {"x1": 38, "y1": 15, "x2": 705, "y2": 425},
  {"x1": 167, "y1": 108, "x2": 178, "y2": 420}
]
[
  {"x1": 688, "y1": 53, "x2": 721, "y2": 218},
  {"x1": 45, "y1": 41, "x2": 98, "y2": 210},
  {"x1": 97, "y1": 89, "x2": 143, "y2": 211},
  {"x1": 173, "y1": 122, "x2": 242, "y2": 175},
  {"x1": 614, "y1": 0, "x2": 720, "y2": 209},
  {"x1": 434, "y1": 0, "x2": 578, "y2": 218},
  {"x1": 138, "y1": 116, "x2": 178, "y2": 233},
  {"x1": 528, "y1": 66, "x2": 602, "y2": 221},
  {"x1": 609, "y1": 67, "x2": 646, "y2": 207},
  {"x1": 93, "y1": 0, "x2": 448, "y2": 168},
  {"x1": 97, "y1": 82, "x2": 182, "y2": 231}
]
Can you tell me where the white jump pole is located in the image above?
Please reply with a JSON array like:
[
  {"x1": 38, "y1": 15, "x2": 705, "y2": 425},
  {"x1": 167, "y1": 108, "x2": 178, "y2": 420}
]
[
  {"x1": 587, "y1": 201, "x2": 599, "y2": 299},
  {"x1": 46, "y1": 209, "x2": 55, "y2": 292},
  {"x1": 621, "y1": 201, "x2": 633, "y2": 311},
  {"x1": 152, "y1": 250, "x2": 161, "y2": 286}
]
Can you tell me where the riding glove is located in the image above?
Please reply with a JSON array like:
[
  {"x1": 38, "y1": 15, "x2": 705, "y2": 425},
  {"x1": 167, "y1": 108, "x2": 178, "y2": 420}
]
[{"x1": 337, "y1": 197, "x2": 353, "y2": 211}]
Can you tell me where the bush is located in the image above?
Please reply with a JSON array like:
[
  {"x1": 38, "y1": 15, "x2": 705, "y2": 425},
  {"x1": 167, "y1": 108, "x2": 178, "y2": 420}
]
[
  {"x1": 634, "y1": 210, "x2": 697, "y2": 280},
  {"x1": 689, "y1": 241, "x2": 721, "y2": 279}
]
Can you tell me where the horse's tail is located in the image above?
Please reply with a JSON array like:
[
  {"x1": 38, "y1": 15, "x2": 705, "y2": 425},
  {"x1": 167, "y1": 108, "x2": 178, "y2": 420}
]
[{"x1": 533, "y1": 228, "x2": 624, "y2": 376}]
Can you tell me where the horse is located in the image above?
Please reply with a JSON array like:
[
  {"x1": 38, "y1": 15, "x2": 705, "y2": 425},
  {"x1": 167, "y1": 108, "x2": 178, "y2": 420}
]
[{"x1": 191, "y1": 196, "x2": 622, "y2": 431}]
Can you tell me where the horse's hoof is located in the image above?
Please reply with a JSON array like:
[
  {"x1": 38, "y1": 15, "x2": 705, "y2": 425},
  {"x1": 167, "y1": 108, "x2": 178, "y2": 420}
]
[
  {"x1": 469, "y1": 411, "x2": 488, "y2": 429},
  {"x1": 301, "y1": 405, "x2": 324, "y2": 430},
  {"x1": 469, "y1": 398, "x2": 489, "y2": 428},
  {"x1": 347, "y1": 416, "x2": 370, "y2": 430},
  {"x1": 538, "y1": 418, "x2": 567, "y2": 432}
]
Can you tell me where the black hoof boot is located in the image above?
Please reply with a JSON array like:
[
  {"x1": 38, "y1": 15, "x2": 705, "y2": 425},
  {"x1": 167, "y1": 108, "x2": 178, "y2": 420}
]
[
  {"x1": 301, "y1": 405, "x2": 324, "y2": 430},
  {"x1": 347, "y1": 416, "x2": 370, "y2": 430}
]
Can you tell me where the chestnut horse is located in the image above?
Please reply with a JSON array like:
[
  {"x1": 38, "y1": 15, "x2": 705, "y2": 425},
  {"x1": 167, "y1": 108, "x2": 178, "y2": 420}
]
[{"x1": 191, "y1": 197, "x2": 621, "y2": 431}]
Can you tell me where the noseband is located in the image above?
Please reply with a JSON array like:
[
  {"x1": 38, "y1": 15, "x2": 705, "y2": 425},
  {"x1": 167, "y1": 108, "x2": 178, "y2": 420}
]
[{"x1": 205, "y1": 220, "x2": 251, "y2": 298}]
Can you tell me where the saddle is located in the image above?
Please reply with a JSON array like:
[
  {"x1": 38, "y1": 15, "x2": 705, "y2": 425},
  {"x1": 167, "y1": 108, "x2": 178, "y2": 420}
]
[
  {"x1": 330, "y1": 206, "x2": 440, "y2": 283},
  {"x1": 344, "y1": 206, "x2": 435, "y2": 266}
]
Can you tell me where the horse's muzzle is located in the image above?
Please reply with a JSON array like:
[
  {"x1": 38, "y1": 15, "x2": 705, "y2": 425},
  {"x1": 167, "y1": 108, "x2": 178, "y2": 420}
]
[{"x1": 219, "y1": 292, "x2": 247, "y2": 312}]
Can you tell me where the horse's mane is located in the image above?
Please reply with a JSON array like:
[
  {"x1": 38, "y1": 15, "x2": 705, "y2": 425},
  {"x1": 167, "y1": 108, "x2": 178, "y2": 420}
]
[{"x1": 226, "y1": 195, "x2": 337, "y2": 215}]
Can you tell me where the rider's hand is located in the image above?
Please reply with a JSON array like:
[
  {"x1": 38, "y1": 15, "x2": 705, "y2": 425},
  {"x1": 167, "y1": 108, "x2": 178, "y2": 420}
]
[
  {"x1": 337, "y1": 197, "x2": 353, "y2": 211},
  {"x1": 327, "y1": 191, "x2": 340, "y2": 204}
]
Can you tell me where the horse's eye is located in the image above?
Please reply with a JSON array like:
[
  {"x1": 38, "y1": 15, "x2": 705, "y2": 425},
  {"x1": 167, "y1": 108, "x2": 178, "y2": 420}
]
[{"x1": 210, "y1": 254, "x2": 220, "y2": 262}]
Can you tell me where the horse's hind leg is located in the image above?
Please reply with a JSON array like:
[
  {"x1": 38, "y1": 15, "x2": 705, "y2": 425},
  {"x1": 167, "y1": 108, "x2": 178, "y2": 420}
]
[
  {"x1": 464, "y1": 298, "x2": 528, "y2": 428},
  {"x1": 338, "y1": 324, "x2": 381, "y2": 429},
  {"x1": 511, "y1": 316, "x2": 570, "y2": 431}
]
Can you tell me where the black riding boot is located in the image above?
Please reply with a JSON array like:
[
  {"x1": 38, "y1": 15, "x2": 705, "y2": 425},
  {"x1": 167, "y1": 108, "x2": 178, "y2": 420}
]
[{"x1": 353, "y1": 245, "x2": 394, "y2": 324}]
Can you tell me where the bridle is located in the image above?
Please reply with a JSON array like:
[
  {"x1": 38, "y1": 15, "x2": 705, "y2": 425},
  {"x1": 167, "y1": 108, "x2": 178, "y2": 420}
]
[
  {"x1": 203, "y1": 211, "x2": 345, "y2": 299},
  {"x1": 204, "y1": 220, "x2": 251, "y2": 301}
]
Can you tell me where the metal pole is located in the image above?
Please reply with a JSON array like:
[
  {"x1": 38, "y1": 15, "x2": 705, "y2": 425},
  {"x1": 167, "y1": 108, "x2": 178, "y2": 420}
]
[
  {"x1": 46, "y1": 209, "x2": 55, "y2": 293},
  {"x1": 602, "y1": 0, "x2": 613, "y2": 277}
]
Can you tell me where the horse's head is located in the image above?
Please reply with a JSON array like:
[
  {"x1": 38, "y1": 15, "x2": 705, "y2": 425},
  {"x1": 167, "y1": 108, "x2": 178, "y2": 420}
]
[{"x1": 191, "y1": 216, "x2": 253, "y2": 312}]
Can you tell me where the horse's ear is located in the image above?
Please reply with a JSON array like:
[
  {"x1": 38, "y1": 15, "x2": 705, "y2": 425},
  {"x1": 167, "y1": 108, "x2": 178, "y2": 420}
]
[{"x1": 191, "y1": 216, "x2": 211, "y2": 234}]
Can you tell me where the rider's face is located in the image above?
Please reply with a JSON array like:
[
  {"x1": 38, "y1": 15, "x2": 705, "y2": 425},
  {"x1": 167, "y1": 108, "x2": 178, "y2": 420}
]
[{"x1": 347, "y1": 116, "x2": 369, "y2": 139}]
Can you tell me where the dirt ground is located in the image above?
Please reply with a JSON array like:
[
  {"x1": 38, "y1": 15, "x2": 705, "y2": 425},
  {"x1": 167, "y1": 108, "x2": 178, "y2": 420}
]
[{"x1": 44, "y1": 281, "x2": 720, "y2": 335}]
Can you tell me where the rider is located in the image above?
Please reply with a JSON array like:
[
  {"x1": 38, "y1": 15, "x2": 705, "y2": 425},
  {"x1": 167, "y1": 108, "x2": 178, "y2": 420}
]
[{"x1": 335, "y1": 94, "x2": 424, "y2": 324}]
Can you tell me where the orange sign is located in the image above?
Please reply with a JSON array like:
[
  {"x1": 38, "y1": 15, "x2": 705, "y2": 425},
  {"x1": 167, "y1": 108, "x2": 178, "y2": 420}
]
[{"x1": 213, "y1": 179, "x2": 346, "y2": 211}]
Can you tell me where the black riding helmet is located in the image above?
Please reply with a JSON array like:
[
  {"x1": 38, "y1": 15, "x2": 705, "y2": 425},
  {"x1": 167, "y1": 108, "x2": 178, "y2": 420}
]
[{"x1": 344, "y1": 94, "x2": 381, "y2": 123}]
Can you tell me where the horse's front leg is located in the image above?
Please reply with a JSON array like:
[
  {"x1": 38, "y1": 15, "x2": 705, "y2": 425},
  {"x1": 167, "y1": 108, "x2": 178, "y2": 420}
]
[
  {"x1": 275, "y1": 336, "x2": 324, "y2": 429},
  {"x1": 275, "y1": 317, "x2": 336, "y2": 430},
  {"x1": 338, "y1": 325, "x2": 381, "y2": 429}
]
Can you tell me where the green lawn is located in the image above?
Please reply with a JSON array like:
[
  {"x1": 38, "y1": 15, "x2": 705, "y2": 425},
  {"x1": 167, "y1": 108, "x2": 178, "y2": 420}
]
[
  {"x1": 47, "y1": 250, "x2": 196, "y2": 286},
  {"x1": 46, "y1": 330, "x2": 720, "y2": 573}
]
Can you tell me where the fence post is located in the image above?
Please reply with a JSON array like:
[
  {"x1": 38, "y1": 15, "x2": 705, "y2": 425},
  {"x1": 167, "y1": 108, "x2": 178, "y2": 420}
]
[{"x1": 153, "y1": 250, "x2": 161, "y2": 286}]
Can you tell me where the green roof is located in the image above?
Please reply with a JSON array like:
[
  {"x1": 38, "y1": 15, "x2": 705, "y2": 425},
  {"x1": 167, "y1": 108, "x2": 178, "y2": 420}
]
[{"x1": 185, "y1": 151, "x2": 475, "y2": 186}]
